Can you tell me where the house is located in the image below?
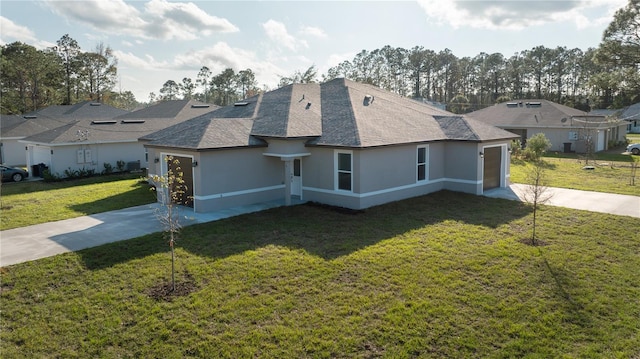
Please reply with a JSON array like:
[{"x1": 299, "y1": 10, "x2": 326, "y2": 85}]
[
  {"x1": 1, "y1": 102, "x2": 129, "y2": 169},
  {"x1": 466, "y1": 100, "x2": 628, "y2": 153},
  {"x1": 621, "y1": 103, "x2": 640, "y2": 133},
  {"x1": 141, "y1": 78, "x2": 518, "y2": 213},
  {"x1": 591, "y1": 103, "x2": 640, "y2": 134},
  {"x1": 19, "y1": 100, "x2": 218, "y2": 177},
  {"x1": 1, "y1": 114, "x2": 38, "y2": 166}
]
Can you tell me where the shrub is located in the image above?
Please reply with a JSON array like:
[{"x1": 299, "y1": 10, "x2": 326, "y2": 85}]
[
  {"x1": 524, "y1": 133, "x2": 552, "y2": 161},
  {"x1": 116, "y1": 160, "x2": 126, "y2": 172},
  {"x1": 42, "y1": 169, "x2": 61, "y2": 182},
  {"x1": 103, "y1": 162, "x2": 114, "y2": 175}
]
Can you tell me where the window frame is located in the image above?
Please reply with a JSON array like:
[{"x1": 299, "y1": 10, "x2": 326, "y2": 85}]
[
  {"x1": 417, "y1": 145, "x2": 429, "y2": 182},
  {"x1": 335, "y1": 150, "x2": 353, "y2": 192}
]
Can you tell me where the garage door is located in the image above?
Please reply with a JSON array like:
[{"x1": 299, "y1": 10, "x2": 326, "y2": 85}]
[
  {"x1": 483, "y1": 147, "x2": 501, "y2": 191},
  {"x1": 596, "y1": 130, "x2": 605, "y2": 152},
  {"x1": 167, "y1": 156, "x2": 194, "y2": 208},
  {"x1": 32, "y1": 145, "x2": 52, "y2": 166}
]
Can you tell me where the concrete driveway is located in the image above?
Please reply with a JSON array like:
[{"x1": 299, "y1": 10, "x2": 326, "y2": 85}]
[
  {"x1": 1, "y1": 186, "x2": 638, "y2": 267},
  {"x1": 484, "y1": 184, "x2": 640, "y2": 218}
]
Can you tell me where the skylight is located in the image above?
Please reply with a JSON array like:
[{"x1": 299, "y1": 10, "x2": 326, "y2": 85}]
[
  {"x1": 234, "y1": 101, "x2": 249, "y2": 106},
  {"x1": 91, "y1": 120, "x2": 117, "y2": 125},
  {"x1": 191, "y1": 104, "x2": 210, "y2": 108}
]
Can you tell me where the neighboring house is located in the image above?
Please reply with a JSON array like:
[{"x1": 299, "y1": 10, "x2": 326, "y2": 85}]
[
  {"x1": 467, "y1": 100, "x2": 627, "y2": 153},
  {"x1": 1, "y1": 115, "x2": 37, "y2": 166},
  {"x1": 141, "y1": 78, "x2": 518, "y2": 213},
  {"x1": 19, "y1": 100, "x2": 218, "y2": 177},
  {"x1": 1, "y1": 102, "x2": 127, "y2": 168},
  {"x1": 621, "y1": 103, "x2": 640, "y2": 133}
]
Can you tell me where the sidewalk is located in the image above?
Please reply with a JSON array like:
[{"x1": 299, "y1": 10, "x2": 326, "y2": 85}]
[{"x1": 1, "y1": 187, "x2": 638, "y2": 267}]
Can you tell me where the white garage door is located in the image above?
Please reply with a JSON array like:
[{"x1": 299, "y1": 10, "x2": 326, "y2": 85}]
[
  {"x1": 32, "y1": 145, "x2": 52, "y2": 166},
  {"x1": 596, "y1": 130, "x2": 605, "y2": 152}
]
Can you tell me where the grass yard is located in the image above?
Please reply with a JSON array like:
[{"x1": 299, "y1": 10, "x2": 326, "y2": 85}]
[
  {"x1": 1, "y1": 191, "x2": 639, "y2": 358},
  {"x1": 0, "y1": 174, "x2": 156, "y2": 230},
  {"x1": 510, "y1": 155, "x2": 640, "y2": 196}
]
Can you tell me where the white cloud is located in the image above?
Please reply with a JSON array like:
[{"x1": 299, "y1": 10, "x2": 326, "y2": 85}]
[
  {"x1": 113, "y1": 50, "x2": 170, "y2": 70},
  {"x1": 43, "y1": 0, "x2": 238, "y2": 41},
  {"x1": 115, "y1": 41, "x2": 285, "y2": 88},
  {"x1": 262, "y1": 19, "x2": 307, "y2": 52},
  {"x1": 143, "y1": 0, "x2": 239, "y2": 40},
  {"x1": 299, "y1": 26, "x2": 328, "y2": 39},
  {"x1": 0, "y1": 16, "x2": 55, "y2": 48},
  {"x1": 0, "y1": 16, "x2": 38, "y2": 43},
  {"x1": 416, "y1": 0, "x2": 628, "y2": 31}
]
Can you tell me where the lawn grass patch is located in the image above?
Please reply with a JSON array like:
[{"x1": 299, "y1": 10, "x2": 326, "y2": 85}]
[
  {"x1": 1, "y1": 191, "x2": 639, "y2": 358},
  {"x1": 510, "y1": 156, "x2": 640, "y2": 196},
  {"x1": 0, "y1": 174, "x2": 156, "y2": 230}
]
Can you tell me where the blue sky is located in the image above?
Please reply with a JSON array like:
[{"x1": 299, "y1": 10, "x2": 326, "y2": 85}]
[{"x1": 0, "y1": 0, "x2": 628, "y2": 102}]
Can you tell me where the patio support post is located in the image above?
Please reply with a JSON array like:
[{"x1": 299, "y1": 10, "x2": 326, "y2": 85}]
[{"x1": 283, "y1": 158, "x2": 292, "y2": 206}]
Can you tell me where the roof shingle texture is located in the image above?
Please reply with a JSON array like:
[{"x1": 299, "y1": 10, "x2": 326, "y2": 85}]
[
  {"x1": 145, "y1": 79, "x2": 518, "y2": 150},
  {"x1": 466, "y1": 100, "x2": 588, "y2": 127},
  {"x1": 22, "y1": 100, "x2": 218, "y2": 144}
]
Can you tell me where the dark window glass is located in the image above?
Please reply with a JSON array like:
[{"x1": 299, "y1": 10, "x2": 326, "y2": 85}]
[
  {"x1": 418, "y1": 164, "x2": 426, "y2": 181},
  {"x1": 418, "y1": 147, "x2": 426, "y2": 163},
  {"x1": 293, "y1": 159, "x2": 300, "y2": 176},
  {"x1": 338, "y1": 172, "x2": 351, "y2": 190},
  {"x1": 338, "y1": 153, "x2": 351, "y2": 171}
]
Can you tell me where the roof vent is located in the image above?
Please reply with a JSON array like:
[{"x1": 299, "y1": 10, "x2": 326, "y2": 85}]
[
  {"x1": 23, "y1": 115, "x2": 37, "y2": 119},
  {"x1": 191, "y1": 104, "x2": 210, "y2": 108},
  {"x1": 234, "y1": 101, "x2": 249, "y2": 106},
  {"x1": 90, "y1": 103, "x2": 101, "y2": 106},
  {"x1": 91, "y1": 120, "x2": 117, "y2": 125},
  {"x1": 305, "y1": 102, "x2": 311, "y2": 110},
  {"x1": 364, "y1": 95, "x2": 374, "y2": 106},
  {"x1": 121, "y1": 119, "x2": 146, "y2": 124}
]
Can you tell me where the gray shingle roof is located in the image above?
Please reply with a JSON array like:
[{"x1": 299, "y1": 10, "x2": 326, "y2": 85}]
[
  {"x1": 144, "y1": 78, "x2": 518, "y2": 150},
  {"x1": 22, "y1": 100, "x2": 217, "y2": 145},
  {"x1": 466, "y1": 100, "x2": 588, "y2": 127},
  {"x1": 621, "y1": 102, "x2": 640, "y2": 120}
]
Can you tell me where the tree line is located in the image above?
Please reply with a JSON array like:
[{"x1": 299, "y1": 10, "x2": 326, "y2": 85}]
[
  {"x1": 1, "y1": 34, "x2": 137, "y2": 113},
  {"x1": 1, "y1": 0, "x2": 637, "y2": 114}
]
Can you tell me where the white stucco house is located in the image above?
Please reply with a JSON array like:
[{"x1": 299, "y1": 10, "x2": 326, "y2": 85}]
[{"x1": 18, "y1": 100, "x2": 218, "y2": 177}]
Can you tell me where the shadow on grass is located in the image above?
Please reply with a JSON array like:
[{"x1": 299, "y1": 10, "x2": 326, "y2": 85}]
[
  {"x1": 0, "y1": 173, "x2": 145, "y2": 196},
  {"x1": 537, "y1": 247, "x2": 592, "y2": 329},
  {"x1": 78, "y1": 190, "x2": 532, "y2": 270},
  {"x1": 68, "y1": 180, "x2": 156, "y2": 216}
]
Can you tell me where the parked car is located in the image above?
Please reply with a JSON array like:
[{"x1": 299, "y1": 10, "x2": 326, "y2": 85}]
[
  {"x1": 627, "y1": 143, "x2": 640, "y2": 155},
  {"x1": 1, "y1": 165, "x2": 29, "y2": 182}
]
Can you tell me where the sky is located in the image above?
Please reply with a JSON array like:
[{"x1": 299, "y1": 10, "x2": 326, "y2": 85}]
[{"x1": 0, "y1": 0, "x2": 629, "y2": 102}]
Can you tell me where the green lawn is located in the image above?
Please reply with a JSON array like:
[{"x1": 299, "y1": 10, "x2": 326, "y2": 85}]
[
  {"x1": 1, "y1": 191, "x2": 639, "y2": 358},
  {"x1": 0, "y1": 174, "x2": 156, "y2": 230},
  {"x1": 510, "y1": 155, "x2": 640, "y2": 196}
]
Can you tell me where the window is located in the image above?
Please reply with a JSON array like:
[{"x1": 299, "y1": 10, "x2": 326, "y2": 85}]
[
  {"x1": 336, "y1": 151, "x2": 352, "y2": 191},
  {"x1": 417, "y1": 145, "x2": 428, "y2": 181}
]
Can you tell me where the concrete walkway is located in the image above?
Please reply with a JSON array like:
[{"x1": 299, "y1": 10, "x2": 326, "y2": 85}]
[
  {"x1": 0, "y1": 200, "x2": 293, "y2": 267},
  {"x1": 1, "y1": 187, "x2": 638, "y2": 267}
]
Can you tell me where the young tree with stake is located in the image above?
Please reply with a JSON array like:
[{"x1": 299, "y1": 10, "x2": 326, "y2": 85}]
[{"x1": 149, "y1": 156, "x2": 187, "y2": 292}]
